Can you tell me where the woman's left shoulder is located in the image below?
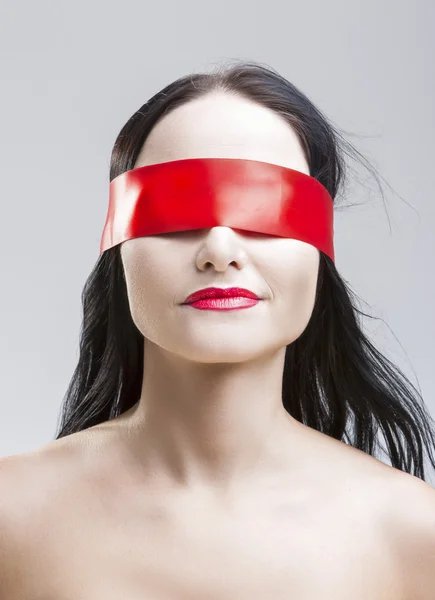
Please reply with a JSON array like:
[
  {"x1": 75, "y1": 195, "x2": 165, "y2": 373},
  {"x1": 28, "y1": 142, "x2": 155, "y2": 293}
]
[
  {"x1": 379, "y1": 468, "x2": 435, "y2": 600},
  {"x1": 382, "y1": 468, "x2": 435, "y2": 537}
]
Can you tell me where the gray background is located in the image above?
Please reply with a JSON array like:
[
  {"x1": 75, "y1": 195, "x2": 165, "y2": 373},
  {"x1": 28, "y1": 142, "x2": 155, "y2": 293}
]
[{"x1": 1, "y1": 1, "x2": 434, "y2": 482}]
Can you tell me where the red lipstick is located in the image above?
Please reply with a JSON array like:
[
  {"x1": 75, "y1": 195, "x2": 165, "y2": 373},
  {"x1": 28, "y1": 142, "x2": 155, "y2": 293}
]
[{"x1": 182, "y1": 287, "x2": 261, "y2": 311}]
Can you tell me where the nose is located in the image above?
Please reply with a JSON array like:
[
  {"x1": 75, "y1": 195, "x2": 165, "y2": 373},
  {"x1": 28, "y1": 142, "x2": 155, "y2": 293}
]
[{"x1": 195, "y1": 227, "x2": 249, "y2": 272}]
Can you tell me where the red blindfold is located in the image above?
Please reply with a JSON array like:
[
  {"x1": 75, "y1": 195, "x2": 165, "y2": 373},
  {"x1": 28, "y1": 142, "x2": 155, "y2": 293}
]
[{"x1": 100, "y1": 157, "x2": 335, "y2": 263}]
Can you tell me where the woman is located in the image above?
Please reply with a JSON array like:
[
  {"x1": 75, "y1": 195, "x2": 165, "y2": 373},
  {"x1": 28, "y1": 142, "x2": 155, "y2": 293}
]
[{"x1": 1, "y1": 61, "x2": 435, "y2": 599}]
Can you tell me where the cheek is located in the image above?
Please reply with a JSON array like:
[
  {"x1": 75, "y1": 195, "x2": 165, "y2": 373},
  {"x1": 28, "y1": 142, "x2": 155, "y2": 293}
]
[
  {"x1": 266, "y1": 252, "x2": 319, "y2": 335},
  {"x1": 284, "y1": 269, "x2": 318, "y2": 312},
  {"x1": 266, "y1": 242, "x2": 319, "y2": 303},
  {"x1": 122, "y1": 255, "x2": 175, "y2": 336}
]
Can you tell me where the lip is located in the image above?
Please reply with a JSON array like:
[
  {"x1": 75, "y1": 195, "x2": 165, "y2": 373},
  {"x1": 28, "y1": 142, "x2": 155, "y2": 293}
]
[{"x1": 182, "y1": 287, "x2": 260, "y2": 304}]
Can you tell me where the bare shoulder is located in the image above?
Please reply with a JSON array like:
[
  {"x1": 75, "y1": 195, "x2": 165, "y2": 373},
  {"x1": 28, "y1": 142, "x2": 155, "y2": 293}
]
[
  {"x1": 0, "y1": 437, "x2": 94, "y2": 595},
  {"x1": 0, "y1": 432, "x2": 97, "y2": 508},
  {"x1": 377, "y1": 468, "x2": 435, "y2": 600},
  {"x1": 0, "y1": 451, "x2": 48, "y2": 595},
  {"x1": 310, "y1": 430, "x2": 435, "y2": 599},
  {"x1": 0, "y1": 449, "x2": 50, "y2": 526},
  {"x1": 0, "y1": 428, "x2": 114, "y2": 520},
  {"x1": 340, "y1": 443, "x2": 435, "y2": 599},
  {"x1": 0, "y1": 443, "x2": 73, "y2": 533}
]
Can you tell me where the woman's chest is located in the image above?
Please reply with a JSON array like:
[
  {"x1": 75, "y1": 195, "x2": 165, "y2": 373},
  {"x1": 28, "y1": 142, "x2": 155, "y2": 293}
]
[{"x1": 22, "y1": 492, "x2": 403, "y2": 600}]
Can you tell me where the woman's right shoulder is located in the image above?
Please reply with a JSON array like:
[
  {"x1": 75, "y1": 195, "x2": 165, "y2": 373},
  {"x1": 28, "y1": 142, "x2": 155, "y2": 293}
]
[
  {"x1": 0, "y1": 440, "x2": 88, "y2": 597},
  {"x1": 0, "y1": 451, "x2": 45, "y2": 596},
  {"x1": 0, "y1": 450, "x2": 45, "y2": 518},
  {"x1": 0, "y1": 432, "x2": 93, "y2": 504},
  {"x1": 0, "y1": 446, "x2": 67, "y2": 537},
  {"x1": 0, "y1": 428, "x2": 112, "y2": 521}
]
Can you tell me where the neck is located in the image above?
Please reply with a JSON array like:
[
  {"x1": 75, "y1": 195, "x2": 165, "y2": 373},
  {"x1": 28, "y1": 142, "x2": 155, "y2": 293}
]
[{"x1": 116, "y1": 338, "x2": 306, "y2": 494}]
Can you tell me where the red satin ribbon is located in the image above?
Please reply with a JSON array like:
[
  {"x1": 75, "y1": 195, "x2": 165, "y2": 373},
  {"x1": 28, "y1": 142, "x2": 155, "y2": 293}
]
[{"x1": 100, "y1": 157, "x2": 335, "y2": 262}]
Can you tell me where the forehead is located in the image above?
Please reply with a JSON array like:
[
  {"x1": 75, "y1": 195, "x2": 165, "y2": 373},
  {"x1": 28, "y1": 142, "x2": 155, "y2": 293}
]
[{"x1": 133, "y1": 91, "x2": 310, "y2": 176}]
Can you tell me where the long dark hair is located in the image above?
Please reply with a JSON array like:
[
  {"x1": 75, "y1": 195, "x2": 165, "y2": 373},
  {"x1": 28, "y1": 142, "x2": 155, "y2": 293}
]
[{"x1": 54, "y1": 60, "x2": 435, "y2": 482}]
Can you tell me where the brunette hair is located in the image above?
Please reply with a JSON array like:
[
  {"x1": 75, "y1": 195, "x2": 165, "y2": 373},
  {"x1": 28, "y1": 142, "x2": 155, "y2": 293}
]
[{"x1": 54, "y1": 60, "x2": 435, "y2": 481}]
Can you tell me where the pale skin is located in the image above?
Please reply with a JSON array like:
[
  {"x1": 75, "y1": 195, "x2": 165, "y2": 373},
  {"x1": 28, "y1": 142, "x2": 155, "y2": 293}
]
[{"x1": 1, "y1": 91, "x2": 435, "y2": 599}]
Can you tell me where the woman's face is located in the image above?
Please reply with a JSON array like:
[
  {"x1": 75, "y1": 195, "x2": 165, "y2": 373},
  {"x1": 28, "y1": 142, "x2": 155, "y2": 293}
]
[{"x1": 120, "y1": 91, "x2": 320, "y2": 363}]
